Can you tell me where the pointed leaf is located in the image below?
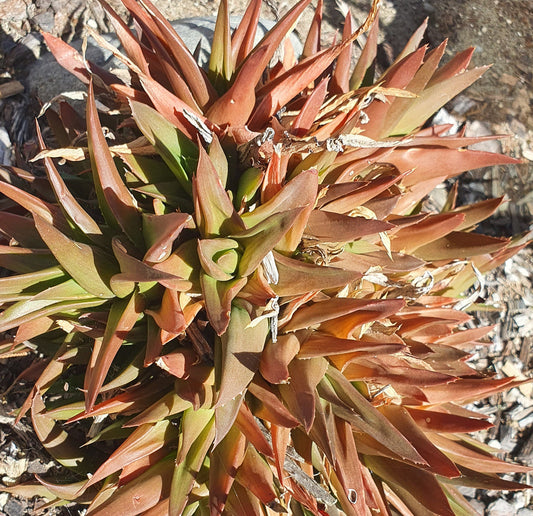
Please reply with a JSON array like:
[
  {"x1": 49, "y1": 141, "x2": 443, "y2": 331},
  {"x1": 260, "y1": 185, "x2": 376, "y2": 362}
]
[
  {"x1": 283, "y1": 297, "x2": 404, "y2": 332},
  {"x1": 143, "y1": 212, "x2": 194, "y2": 263},
  {"x1": 390, "y1": 212, "x2": 465, "y2": 253},
  {"x1": 86, "y1": 420, "x2": 177, "y2": 488},
  {"x1": 209, "y1": 425, "x2": 246, "y2": 515},
  {"x1": 89, "y1": 457, "x2": 174, "y2": 516},
  {"x1": 194, "y1": 144, "x2": 244, "y2": 237},
  {"x1": 235, "y1": 444, "x2": 279, "y2": 506},
  {"x1": 170, "y1": 415, "x2": 215, "y2": 516},
  {"x1": 33, "y1": 215, "x2": 117, "y2": 298},
  {"x1": 0, "y1": 211, "x2": 44, "y2": 248},
  {"x1": 350, "y1": 11, "x2": 379, "y2": 89},
  {"x1": 0, "y1": 246, "x2": 57, "y2": 273},
  {"x1": 87, "y1": 81, "x2": 142, "y2": 246},
  {"x1": 130, "y1": 100, "x2": 199, "y2": 193},
  {"x1": 429, "y1": 433, "x2": 532, "y2": 474},
  {"x1": 279, "y1": 357, "x2": 328, "y2": 432},
  {"x1": 330, "y1": 11, "x2": 353, "y2": 94},
  {"x1": 414, "y1": 231, "x2": 509, "y2": 261},
  {"x1": 231, "y1": 0, "x2": 262, "y2": 66},
  {"x1": 273, "y1": 251, "x2": 361, "y2": 297},
  {"x1": 248, "y1": 377, "x2": 300, "y2": 428},
  {"x1": 299, "y1": 333, "x2": 404, "y2": 358},
  {"x1": 201, "y1": 273, "x2": 247, "y2": 336},
  {"x1": 365, "y1": 455, "x2": 454, "y2": 516},
  {"x1": 206, "y1": 0, "x2": 314, "y2": 125},
  {"x1": 138, "y1": 0, "x2": 217, "y2": 108},
  {"x1": 391, "y1": 66, "x2": 490, "y2": 135},
  {"x1": 0, "y1": 180, "x2": 69, "y2": 233},
  {"x1": 235, "y1": 402, "x2": 274, "y2": 458},
  {"x1": 216, "y1": 304, "x2": 269, "y2": 407},
  {"x1": 85, "y1": 291, "x2": 144, "y2": 411},
  {"x1": 306, "y1": 211, "x2": 394, "y2": 242},
  {"x1": 209, "y1": 0, "x2": 232, "y2": 89},
  {"x1": 31, "y1": 393, "x2": 96, "y2": 473},
  {"x1": 444, "y1": 465, "x2": 533, "y2": 491},
  {"x1": 37, "y1": 125, "x2": 104, "y2": 242},
  {"x1": 380, "y1": 405, "x2": 460, "y2": 477},
  {"x1": 406, "y1": 407, "x2": 493, "y2": 433},
  {"x1": 292, "y1": 77, "x2": 329, "y2": 136},
  {"x1": 235, "y1": 208, "x2": 305, "y2": 277},
  {"x1": 323, "y1": 367, "x2": 425, "y2": 464}
]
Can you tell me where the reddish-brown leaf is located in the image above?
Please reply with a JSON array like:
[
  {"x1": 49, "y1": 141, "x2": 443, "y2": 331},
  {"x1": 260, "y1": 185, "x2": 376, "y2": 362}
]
[
  {"x1": 248, "y1": 377, "x2": 300, "y2": 428},
  {"x1": 306, "y1": 210, "x2": 394, "y2": 242},
  {"x1": 88, "y1": 457, "x2": 174, "y2": 516},
  {"x1": 330, "y1": 11, "x2": 353, "y2": 94},
  {"x1": 380, "y1": 405, "x2": 460, "y2": 477},
  {"x1": 414, "y1": 231, "x2": 509, "y2": 261},
  {"x1": 235, "y1": 402, "x2": 273, "y2": 458},
  {"x1": 209, "y1": 425, "x2": 247, "y2": 515},
  {"x1": 87, "y1": 81, "x2": 142, "y2": 247},
  {"x1": 273, "y1": 251, "x2": 361, "y2": 297},
  {"x1": 364, "y1": 455, "x2": 455, "y2": 516},
  {"x1": 231, "y1": 0, "x2": 262, "y2": 66},
  {"x1": 135, "y1": 0, "x2": 216, "y2": 108},
  {"x1": 390, "y1": 212, "x2": 465, "y2": 253},
  {"x1": 299, "y1": 333, "x2": 404, "y2": 359},
  {"x1": 406, "y1": 407, "x2": 493, "y2": 433},
  {"x1": 86, "y1": 420, "x2": 177, "y2": 488},
  {"x1": 85, "y1": 291, "x2": 144, "y2": 411},
  {"x1": 235, "y1": 444, "x2": 279, "y2": 506},
  {"x1": 259, "y1": 332, "x2": 301, "y2": 384},
  {"x1": 429, "y1": 433, "x2": 532, "y2": 474},
  {"x1": 302, "y1": 0, "x2": 322, "y2": 58},
  {"x1": 279, "y1": 357, "x2": 328, "y2": 432},
  {"x1": 283, "y1": 297, "x2": 404, "y2": 333},
  {"x1": 145, "y1": 288, "x2": 186, "y2": 334}
]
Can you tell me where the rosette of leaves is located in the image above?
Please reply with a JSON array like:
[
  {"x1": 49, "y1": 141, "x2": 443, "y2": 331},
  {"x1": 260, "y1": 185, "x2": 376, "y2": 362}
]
[{"x1": 1, "y1": 0, "x2": 531, "y2": 514}]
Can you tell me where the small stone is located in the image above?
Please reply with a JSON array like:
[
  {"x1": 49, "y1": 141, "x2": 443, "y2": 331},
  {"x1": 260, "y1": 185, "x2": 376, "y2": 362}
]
[
  {"x1": 32, "y1": 11, "x2": 54, "y2": 33},
  {"x1": 3, "y1": 497, "x2": 26, "y2": 516},
  {"x1": 18, "y1": 32, "x2": 42, "y2": 60},
  {"x1": 487, "y1": 498, "x2": 516, "y2": 515},
  {"x1": 465, "y1": 121, "x2": 502, "y2": 153},
  {"x1": 469, "y1": 499, "x2": 486, "y2": 514},
  {"x1": 423, "y1": 2, "x2": 435, "y2": 14},
  {"x1": 517, "y1": 508, "x2": 533, "y2": 516},
  {"x1": 512, "y1": 492, "x2": 527, "y2": 510},
  {"x1": 432, "y1": 108, "x2": 460, "y2": 134},
  {"x1": 500, "y1": 73, "x2": 519, "y2": 87},
  {"x1": 0, "y1": 456, "x2": 28, "y2": 479},
  {"x1": 519, "y1": 382, "x2": 533, "y2": 398},
  {"x1": 458, "y1": 486, "x2": 476, "y2": 498},
  {"x1": 501, "y1": 357, "x2": 524, "y2": 377},
  {"x1": 487, "y1": 439, "x2": 502, "y2": 449},
  {"x1": 451, "y1": 95, "x2": 477, "y2": 115},
  {"x1": 27, "y1": 458, "x2": 54, "y2": 475},
  {"x1": 0, "y1": 492, "x2": 8, "y2": 510},
  {"x1": 522, "y1": 147, "x2": 533, "y2": 161}
]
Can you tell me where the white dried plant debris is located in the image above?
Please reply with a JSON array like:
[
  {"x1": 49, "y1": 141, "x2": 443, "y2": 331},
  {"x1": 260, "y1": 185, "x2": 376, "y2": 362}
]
[
  {"x1": 183, "y1": 109, "x2": 213, "y2": 145},
  {"x1": 262, "y1": 251, "x2": 279, "y2": 285}
]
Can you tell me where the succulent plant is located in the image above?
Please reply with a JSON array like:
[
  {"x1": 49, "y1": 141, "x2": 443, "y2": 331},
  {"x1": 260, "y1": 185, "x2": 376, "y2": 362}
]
[{"x1": 1, "y1": 0, "x2": 531, "y2": 514}]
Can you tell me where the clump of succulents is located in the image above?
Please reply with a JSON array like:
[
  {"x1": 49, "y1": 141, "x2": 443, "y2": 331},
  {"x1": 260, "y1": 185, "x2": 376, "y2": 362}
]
[{"x1": 1, "y1": 0, "x2": 531, "y2": 514}]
